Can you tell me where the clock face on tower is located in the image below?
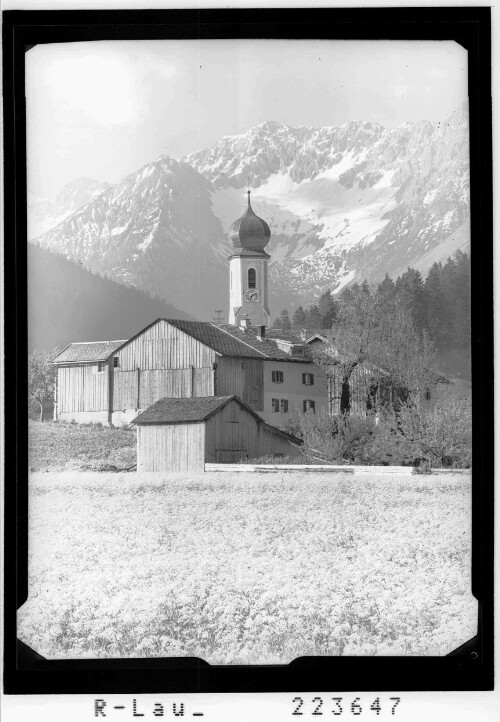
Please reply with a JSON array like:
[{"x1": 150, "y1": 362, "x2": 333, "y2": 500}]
[{"x1": 245, "y1": 289, "x2": 260, "y2": 303}]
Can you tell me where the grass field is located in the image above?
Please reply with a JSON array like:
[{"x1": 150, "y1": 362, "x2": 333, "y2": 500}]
[
  {"x1": 29, "y1": 420, "x2": 136, "y2": 471},
  {"x1": 18, "y1": 471, "x2": 475, "y2": 663}
]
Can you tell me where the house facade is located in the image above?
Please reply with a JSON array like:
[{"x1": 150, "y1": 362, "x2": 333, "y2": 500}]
[
  {"x1": 52, "y1": 318, "x2": 328, "y2": 427},
  {"x1": 52, "y1": 192, "x2": 332, "y2": 428}
]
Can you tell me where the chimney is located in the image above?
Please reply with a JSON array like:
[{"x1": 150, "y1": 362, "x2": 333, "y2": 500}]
[
  {"x1": 240, "y1": 315, "x2": 251, "y2": 331},
  {"x1": 256, "y1": 325, "x2": 266, "y2": 341}
]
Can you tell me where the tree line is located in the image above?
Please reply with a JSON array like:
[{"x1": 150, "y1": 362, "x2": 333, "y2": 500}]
[{"x1": 272, "y1": 250, "x2": 471, "y2": 351}]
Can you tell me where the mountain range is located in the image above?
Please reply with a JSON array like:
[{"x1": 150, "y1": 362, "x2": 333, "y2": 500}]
[{"x1": 28, "y1": 103, "x2": 470, "y2": 321}]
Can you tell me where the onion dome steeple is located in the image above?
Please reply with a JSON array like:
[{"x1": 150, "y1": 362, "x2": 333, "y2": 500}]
[{"x1": 229, "y1": 190, "x2": 271, "y2": 255}]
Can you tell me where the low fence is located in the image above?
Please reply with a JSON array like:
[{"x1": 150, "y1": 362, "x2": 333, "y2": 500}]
[{"x1": 204, "y1": 463, "x2": 470, "y2": 475}]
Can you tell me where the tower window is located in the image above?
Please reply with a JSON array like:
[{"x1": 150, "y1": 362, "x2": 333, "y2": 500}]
[{"x1": 248, "y1": 267, "x2": 257, "y2": 289}]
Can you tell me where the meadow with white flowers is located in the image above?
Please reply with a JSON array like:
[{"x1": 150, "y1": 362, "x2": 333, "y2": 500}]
[{"x1": 18, "y1": 471, "x2": 476, "y2": 663}]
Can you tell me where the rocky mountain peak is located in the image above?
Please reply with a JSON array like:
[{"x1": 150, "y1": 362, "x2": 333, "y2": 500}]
[{"x1": 29, "y1": 105, "x2": 470, "y2": 321}]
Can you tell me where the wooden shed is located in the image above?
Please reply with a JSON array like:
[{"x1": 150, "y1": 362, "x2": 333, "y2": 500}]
[{"x1": 132, "y1": 395, "x2": 302, "y2": 472}]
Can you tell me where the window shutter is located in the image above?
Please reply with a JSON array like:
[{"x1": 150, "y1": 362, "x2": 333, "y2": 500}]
[
  {"x1": 310, "y1": 374, "x2": 314, "y2": 385},
  {"x1": 302, "y1": 373, "x2": 306, "y2": 384},
  {"x1": 272, "y1": 371, "x2": 276, "y2": 382}
]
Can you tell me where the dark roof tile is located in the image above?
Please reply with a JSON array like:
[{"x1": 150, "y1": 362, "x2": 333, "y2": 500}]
[
  {"x1": 52, "y1": 340, "x2": 126, "y2": 364},
  {"x1": 218, "y1": 324, "x2": 312, "y2": 362},
  {"x1": 132, "y1": 395, "x2": 252, "y2": 424},
  {"x1": 166, "y1": 320, "x2": 266, "y2": 359}
]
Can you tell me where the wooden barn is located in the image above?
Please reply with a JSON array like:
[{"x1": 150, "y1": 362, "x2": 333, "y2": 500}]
[
  {"x1": 132, "y1": 395, "x2": 302, "y2": 472},
  {"x1": 52, "y1": 318, "x2": 328, "y2": 427}
]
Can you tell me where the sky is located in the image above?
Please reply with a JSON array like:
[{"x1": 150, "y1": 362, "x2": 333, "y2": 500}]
[{"x1": 26, "y1": 39, "x2": 468, "y2": 198}]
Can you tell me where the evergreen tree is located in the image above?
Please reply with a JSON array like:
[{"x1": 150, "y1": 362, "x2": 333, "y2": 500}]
[
  {"x1": 440, "y1": 256, "x2": 459, "y2": 345},
  {"x1": 317, "y1": 290, "x2": 339, "y2": 329},
  {"x1": 292, "y1": 305, "x2": 307, "y2": 328},
  {"x1": 306, "y1": 304, "x2": 322, "y2": 328},
  {"x1": 376, "y1": 273, "x2": 396, "y2": 309},
  {"x1": 452, "y1": 250, "x2": 471, "y2": 345},
  {"x1": 273, "y1": 309, "x2": 292, "y2": 330},
  {"x1": 423, "y1": 262, "x2": 445, "y2": 343},
  {"x1": 395, "y1": 267, "x2": 426, "y2": 330}
]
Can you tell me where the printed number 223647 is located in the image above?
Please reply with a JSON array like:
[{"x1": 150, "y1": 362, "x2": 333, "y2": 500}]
[{"x1": 292, "y1": 697, "x2": 401, "y2": 716}]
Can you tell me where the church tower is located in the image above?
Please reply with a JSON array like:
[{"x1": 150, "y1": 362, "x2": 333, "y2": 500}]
[{"x1": 228, "y1": 190, "x2": 271, "y2": 327}]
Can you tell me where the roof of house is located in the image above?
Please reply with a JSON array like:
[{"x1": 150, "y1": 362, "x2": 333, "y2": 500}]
[
  {"x1": 265, "y1": 328, "x2": 331, "y2": 344},
  {"x1": 166, "y1": 320, "x2": 267, "y2": 359},
  {"x1": 217, "y1": 324, "x2": 313, "y2": 362},
  {"x1": 132, "y1": 394, "x2": 303, "y2": 444},
  {"x1": 51, "y1": 320, "x2": 328, "y2": 367},
  {"x1": 132, "y1": 395, "x2": 240, "y2": 424},
  {"x1": 52, "y1": 340, "x2": 127, "y2": 364}
]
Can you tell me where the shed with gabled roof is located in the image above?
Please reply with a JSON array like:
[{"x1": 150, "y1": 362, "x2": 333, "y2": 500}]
[{"x1": 132, "y1": 395, "x2": 302, "y2": 472}]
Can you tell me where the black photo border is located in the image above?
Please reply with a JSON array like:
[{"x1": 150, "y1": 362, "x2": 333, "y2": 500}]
[{"x1": 3, "y1": 6, "x2": 493, "y2": 695}]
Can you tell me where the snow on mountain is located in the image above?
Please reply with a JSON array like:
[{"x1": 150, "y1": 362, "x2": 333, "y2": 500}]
[
  {"x1": 30, "y1": 104, "x2": 470, "y2": 319},
  {"x1": 32, "y1": 158, "x2": 227, "y2": 319},
  {"x1": 28, "y1": 177, "x2": 110, "y2": 239},
  {"x1": 186, "y1": 105, "x2": 470, "y2": 307}
]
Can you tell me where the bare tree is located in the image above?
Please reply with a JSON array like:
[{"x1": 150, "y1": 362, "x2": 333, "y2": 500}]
[
  {"x1": 313, "y1": 285, "x2": 383, "y2": 414},
  {"x1": 28, "y1": 347, "x2": 59, "y2": 421},
  {"x1": 378, "y1": 304, "x2": 436, "y2": 407},
  {"x1": 313, "y1": 285, "x2": 436, "y2": 414},
  {"x1": 394, "y1": 396, "x2": 471, "y2": 468}
]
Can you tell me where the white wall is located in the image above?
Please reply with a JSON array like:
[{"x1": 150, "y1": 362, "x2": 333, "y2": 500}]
[{"x1": 261, "y1": 360, "x2": 328, "y2": 426}]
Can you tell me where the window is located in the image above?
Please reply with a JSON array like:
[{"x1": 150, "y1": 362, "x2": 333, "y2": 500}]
[
  {"x1": 97, "y1": 361, "x2": 106, "y2": 373},
  {"x1": 272, "y1": 398, "x2": 280, "y2": 412},
  {"x1": 280, "y1": 399, "x2": 289, "y2": 413},
  {"x1": 271, "y1": 370, "x2": 284, "y2": 383},
  {"x1": 424, "y1": 388, "x2": 432, "y2": 401},
  {"x1": 113, "y1": 357, "x2": 120, "y2": 368},
  {"x1": 302, "y1": 372, "x2": 314, "y2": 385},
  {"x1": 303, "y1": 399, "x2": 315, "y2": 412},
  {"x1": 248, "y1": 267, "x2": 256, "y2": 289}
]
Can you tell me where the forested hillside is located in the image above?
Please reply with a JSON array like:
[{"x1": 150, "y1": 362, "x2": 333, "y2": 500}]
[
  {"x1": 28, "y1": 243, "x2": 192, "y2": 352},
  {"x1": 274, "y1": 251, "x2": 471, "y2": 379}
]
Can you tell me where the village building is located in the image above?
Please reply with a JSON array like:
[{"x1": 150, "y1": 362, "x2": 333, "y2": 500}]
[
  {"x1": 52, "y1": 318, "x2": 328, "y2": 427},
  {"x1": 52, "y1": 192, "x2": 329, "y2": 428},
  {"x1": 133, "y1": 395, "x2": 302, "y2": 472},
  {"x1": 51, "y1": 190, "x2": 450, "y2": 431}
]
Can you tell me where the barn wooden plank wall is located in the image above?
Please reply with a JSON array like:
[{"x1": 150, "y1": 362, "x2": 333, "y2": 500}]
[
  {"x1": 260, "y1": 425, "x2": 301, "y2": 458},
  {"x1": 215, "y1": 357, "x2": 264, "y2": 411},
  {"x1": 57, "y1": 365, "x2": 108, "y2": 413},
  {"x1": 137, "y1": 423, "x2": 205, "y2": 472},
  {"x1": 113, "y1": 368, "x2": 214, "y2": 410},
  {"x1": 116, "y1": 320, "x2": 216, "y2": 370},
  {"x1": 204, "y1": 400, "x2": 260, "y2": 462}
]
